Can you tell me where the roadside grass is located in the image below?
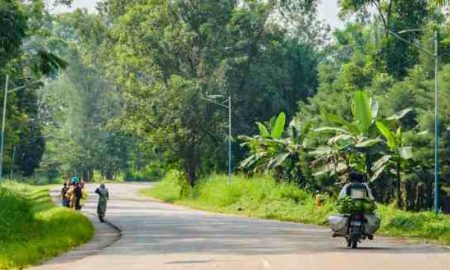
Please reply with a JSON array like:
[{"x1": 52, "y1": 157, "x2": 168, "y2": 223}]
[
  {"x1": 377, "y1": 205, "x2": 450, "y2": 244},
  {"x1": 141, "y1": 171, "x2": 450, "y2": 245},
  {"x1": 139, "y1": 172, "x2": 335, "y2": 224},
  {"x1": 0, "y1": 182, "x2": 94, "y2": 269}
]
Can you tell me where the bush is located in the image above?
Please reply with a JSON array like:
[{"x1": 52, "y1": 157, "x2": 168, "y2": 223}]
[
  {"x1": 0, "y1": 182, "x2": 94, "y2": 269},
  {"x1": 125, "y1": 165, "x2": 163, "y2": 182},
  {"x1": 145, "y1": 174, "x2": 333, "y2": 224},
  {"x1": 141, "y1": 170, "x2": 191, "y2": 202}
]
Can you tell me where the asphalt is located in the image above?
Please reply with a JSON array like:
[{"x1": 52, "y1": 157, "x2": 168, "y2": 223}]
[{"x1": 30, "y1": 183, "x2": 450, "y2": 270}]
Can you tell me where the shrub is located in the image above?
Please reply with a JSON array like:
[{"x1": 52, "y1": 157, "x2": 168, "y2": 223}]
[{"x1": 143, "y1": 170, "x2": 191, "y2": 202}]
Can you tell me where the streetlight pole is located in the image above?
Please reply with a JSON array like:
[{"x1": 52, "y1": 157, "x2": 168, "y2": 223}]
[
  {"x1": 201, "y1": 94, "x2": 232, "y2": 183},
  {"x1": 227, "y1": 95, "x2": 232, "y2": 184},
  {"x1": 0, "y1": 75, "x2": 10, "y2": 183},
  {"x1": 389, "y1": 29, "x2": 440, "y2": 213},
  {"x1": 434, "y1": 30, "x2": 440, "y2": 213},
  {"x1": 0, "y1": 76, "x2": 43, "y2": 182}
]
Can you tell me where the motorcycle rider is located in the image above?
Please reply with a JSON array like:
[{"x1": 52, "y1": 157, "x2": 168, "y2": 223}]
[
  {"x1": 338, "y1": 171, "x2": 376, "y2": 240},
  {"x1": 338, "y1": 171, "x2": 375, "y2": 200}
]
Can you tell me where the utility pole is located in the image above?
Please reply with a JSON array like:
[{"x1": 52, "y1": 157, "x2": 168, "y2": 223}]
[
  {"x1": 202, "y1": 94, "x2": 232, "y2": 184},
  {"x1": 228, "y1": 95, "x2": 232, "y2": 184},
  {"x1": 0, "y1": 76, "x2": 42, "y2": 182},
  {"x1": 0, "y1": 75, "x2": 9, "y2": 182},
  {"x1": 388, "y1": 29, "x2": 440, "y2": 213},
  {"x1": 434, "y1": 30, "x2": 440, "y2": 213}
]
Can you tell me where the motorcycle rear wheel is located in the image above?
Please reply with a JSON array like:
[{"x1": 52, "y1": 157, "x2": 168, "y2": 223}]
[{"x1": 351, "y1": 237, "x2": 358, "y2": 249}]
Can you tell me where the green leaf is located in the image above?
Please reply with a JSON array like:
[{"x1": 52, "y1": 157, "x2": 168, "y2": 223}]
[
  {"x1": 370, "y1": 164, "x2": 386, "y2": 182},
  {"x1": 328, "y1": 134, "x2": 354, "y2": 144},
  {"x1": 239, "y1": 152, "x2": 266, "y2": 169},
  {"x1": 353, "y1": 91, "x2": 372, "y2": 135},
  {"x1": 376, "y1": 121, "x2": 397, "y2": 149},
  {"x1": 326, "y1": 113, "x2": 360, "y2": 135},
  {"x1": 269, "y1": 152, "x2": 290, "y2": 168},
  {"x1": 399, "y1": 146, "x2": 413, "y2": 160},
  {"x1": 310, "y1": 146, "x2": 334, "y2": 157},
  {"x1": 256, "y1": 122, "x2": 270, "y2": 137},
  {"x1": 314, "y1": 127, "x2": 349, "y2": 134},
  {"x1": 271, "y1": 112, "x2": 286, "y2": 139},
  {"x1": 372, "y1": 154, "x2": 391, "y2": 172},
  {"x1": 386, "y1": 108, "x2": 413, "y2": 121},
  {"x1": 355, "y1": 138, "x2": 382, "y2": 148}
]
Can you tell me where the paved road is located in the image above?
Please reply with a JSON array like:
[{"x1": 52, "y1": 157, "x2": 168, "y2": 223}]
[{"x1": 35, "y1": 183, "x2": 449, "y2": 270}]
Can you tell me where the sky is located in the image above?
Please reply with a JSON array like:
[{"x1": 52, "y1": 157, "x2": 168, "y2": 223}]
[{"x1": 53, "y1": 0, "x2": 344, "y2": 29}]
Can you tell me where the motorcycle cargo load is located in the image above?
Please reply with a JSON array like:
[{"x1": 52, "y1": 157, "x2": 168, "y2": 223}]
[
  {"x1": 364, "y1": 213, "x2": 380, "y2": 235},
  {"x1": 328, "y1": 214, "x2": 349, "y2": 236}
]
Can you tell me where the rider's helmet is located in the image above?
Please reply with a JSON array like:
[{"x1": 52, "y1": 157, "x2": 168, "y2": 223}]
[
  {"x1": 71, "y1": 176, "x2": 80, "y2": 184},
  {"x1": 349, "y1": 171, "x2": 364, "y2": 183}
]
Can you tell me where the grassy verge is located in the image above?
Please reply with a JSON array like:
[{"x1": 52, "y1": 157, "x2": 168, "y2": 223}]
[
  {"x1": 140, "y1": 171, "x2": 450, "y2": 245},
  {"x1": 0, "y1": 182, "x2": 94, "y2": 269}
]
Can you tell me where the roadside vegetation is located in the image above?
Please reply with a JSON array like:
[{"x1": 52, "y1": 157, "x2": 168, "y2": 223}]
[
  {"x1": 2, "y1": 0, "x2": 450, "y2": 260},
  {"x1": 0, "y1": 182, "x2": 94, "y2": 269},
  {"x1": 142, "y1": 172, "x2": 450, "y2": 245}
]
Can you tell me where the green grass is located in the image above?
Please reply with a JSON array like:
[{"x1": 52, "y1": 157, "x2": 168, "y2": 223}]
[
  {"x1": 140, "y1": 172, "x2": 335, "y2": 224},
  {"x1": 141, "y1": 171, "x2": 450, "y2": 245},
  {"x1": 0, "y1": 182, "x2": 94, "y2": 269}
]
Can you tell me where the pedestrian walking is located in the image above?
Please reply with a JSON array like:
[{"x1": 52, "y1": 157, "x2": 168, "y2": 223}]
[
  {"x1": 61, "y1": 183, "x2": 70, "y2": 207},
  {"x1": 74, "y1": 182, "x2": 83, "y2": 211},
  {"x1": 95, "y1": 184, "x2": 109, "y2": 222}
]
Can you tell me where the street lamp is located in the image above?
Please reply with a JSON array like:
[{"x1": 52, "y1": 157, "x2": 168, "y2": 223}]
[
  {"x1": 388, "y1": 28, "x2": 440, "y2": 213},
  {"x1": 1, "y1": 75, "x2": 43, "y2": 182},
  {"x1": 201, "y1": 94, "x2": 232, "y2": 183}
]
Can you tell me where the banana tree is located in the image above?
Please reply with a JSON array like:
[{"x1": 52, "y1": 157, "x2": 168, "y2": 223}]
[
  {"x1": 373, "y1": 117, "x2": 413, "y2": 208},
  {"x1": 313, "y1": 91, "x2": 382, "y2": 178},
  {"x1": 239, "y1": 112, "x2": 310, "y2": 183}
]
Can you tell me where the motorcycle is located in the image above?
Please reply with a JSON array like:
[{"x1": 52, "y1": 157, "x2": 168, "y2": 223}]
[
  {"x1": 346, "y1": 213, "x2": 366, "y2": 249},
  {"x1": 329, "y1": 212, "x2": 379, "y2": 249}
]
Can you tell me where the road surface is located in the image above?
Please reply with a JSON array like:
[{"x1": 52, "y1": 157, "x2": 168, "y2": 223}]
[{"x1": 33, "y1": 183, "x2": 449, "y2": 270}]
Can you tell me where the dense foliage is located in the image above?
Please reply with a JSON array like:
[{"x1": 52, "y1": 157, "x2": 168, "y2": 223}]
[{"x1": 1, "y1": 0, "x2": 449, "y2": 211}]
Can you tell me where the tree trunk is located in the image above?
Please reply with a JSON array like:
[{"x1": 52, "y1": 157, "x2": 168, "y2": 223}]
[
  {"x1": 89, "y1": 168, "x2": 94, "y2": 182},
  {"x1": 184, "y1": 140, "x2": 198, "y2": 187},
  {"x1": 105, "y1": 169, "x2": 113, "y2": 180},
  {"x1": 396, "y1": 160, "x2": 403, "y2": 208},
  {"x1": 82, "y1": 169, "x2": 89, "y2": 182}
]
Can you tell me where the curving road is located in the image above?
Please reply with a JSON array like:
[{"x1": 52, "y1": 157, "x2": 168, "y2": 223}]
[{"x1": 33, "y1": 183, "x2": 449, "y2": 270}]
